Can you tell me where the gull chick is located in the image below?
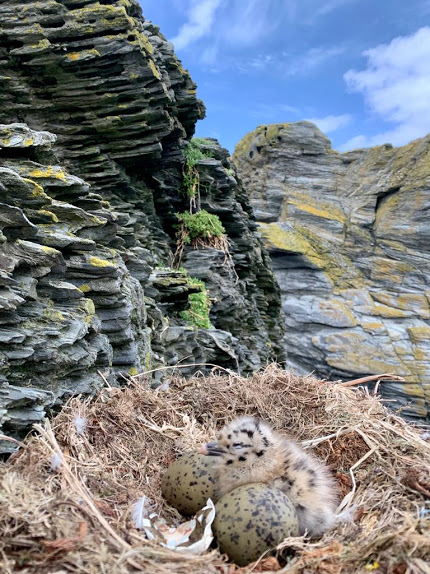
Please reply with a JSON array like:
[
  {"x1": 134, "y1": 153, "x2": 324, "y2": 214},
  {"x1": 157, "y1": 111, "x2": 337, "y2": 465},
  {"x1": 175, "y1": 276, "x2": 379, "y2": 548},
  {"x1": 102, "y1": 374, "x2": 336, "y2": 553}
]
[{"x1": 199, "y1": 416, "x2": 339, "y2": 537}]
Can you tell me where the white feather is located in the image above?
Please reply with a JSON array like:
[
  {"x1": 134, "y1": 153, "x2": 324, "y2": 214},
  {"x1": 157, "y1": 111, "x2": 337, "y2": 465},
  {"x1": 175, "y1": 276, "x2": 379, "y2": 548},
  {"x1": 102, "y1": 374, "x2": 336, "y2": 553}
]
[
  {"x1": 132, "y1": 496, "x2": 152, "y2": 529},
  {"x1": 50, "y1": 452, "x2": 62, "y2": 472},
  {"x1": 74, "y1": 416, "x2": 88, "y2": 436}
]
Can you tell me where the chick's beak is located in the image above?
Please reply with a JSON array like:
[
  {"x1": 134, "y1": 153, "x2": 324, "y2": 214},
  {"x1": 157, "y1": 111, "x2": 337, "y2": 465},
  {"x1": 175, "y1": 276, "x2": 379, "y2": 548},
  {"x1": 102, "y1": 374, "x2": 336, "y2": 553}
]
[{"x1": 198, "y1": 441, "x2": 224, "y2": 456}]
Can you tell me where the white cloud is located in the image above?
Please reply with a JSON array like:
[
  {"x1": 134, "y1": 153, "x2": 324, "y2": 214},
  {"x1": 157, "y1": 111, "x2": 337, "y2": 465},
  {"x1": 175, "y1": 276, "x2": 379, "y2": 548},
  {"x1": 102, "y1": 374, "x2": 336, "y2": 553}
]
[
  {"x1": 249, "y1": 102, "x2": 301, "y2": 121},
  {"x1": 342, "y1": 27, "x2": 430, "y2": 150},
  {"x1": 170, "y1": 0, "x2": 223, "y2": 50},
  {"x1": 235, "y1": 45, "x2": 344, "y2": 78},
  {"x1": 219, "y1": 0, "x2": 278, "y2": 47},
  {"x1": 306, "y1": 114, "x2": 353, "y2": 134},
  {"x1": 169, "y1": 0, "x2": 280, "y2": 52},
  {"x1": 168, "y1": 0, "x2": 352, "y2": 63},
  {"x1": 313, "y1": 0, "x2": 357, "y2": 17},
  {"x1": 287, "y1": 46, "x2": 345, "y2": 75}
]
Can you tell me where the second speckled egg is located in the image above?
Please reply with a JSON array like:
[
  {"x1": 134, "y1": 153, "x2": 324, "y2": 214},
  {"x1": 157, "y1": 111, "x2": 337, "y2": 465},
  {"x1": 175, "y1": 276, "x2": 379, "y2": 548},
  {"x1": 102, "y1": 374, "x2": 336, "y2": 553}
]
[{"x1": 213, "y1": 483, "x2": 299, "y2": 566}]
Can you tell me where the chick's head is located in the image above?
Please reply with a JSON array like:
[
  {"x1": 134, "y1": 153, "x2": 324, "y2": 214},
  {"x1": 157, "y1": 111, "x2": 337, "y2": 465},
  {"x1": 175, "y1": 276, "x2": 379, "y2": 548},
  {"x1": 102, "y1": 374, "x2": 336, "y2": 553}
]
[{"x1": 199, "y1": 416, "x2": 278, "y2": 471}]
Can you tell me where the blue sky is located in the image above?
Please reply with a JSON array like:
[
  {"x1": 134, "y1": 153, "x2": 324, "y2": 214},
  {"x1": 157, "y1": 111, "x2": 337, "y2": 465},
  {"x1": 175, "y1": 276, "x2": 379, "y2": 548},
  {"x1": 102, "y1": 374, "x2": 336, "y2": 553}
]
[{"x1": 140, "y1": 0, "x2": 430, "y2": 153}]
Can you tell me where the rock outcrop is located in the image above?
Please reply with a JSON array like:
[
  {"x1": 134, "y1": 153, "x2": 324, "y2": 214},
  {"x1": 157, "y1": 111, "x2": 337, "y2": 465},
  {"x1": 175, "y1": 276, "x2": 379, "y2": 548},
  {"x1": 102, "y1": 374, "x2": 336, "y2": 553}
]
[
  {"x1": 0, "y1": 2, "x2": 283, "y2": 452},
  {"x1": 233, "y1": 122, "x2": 430, "y2": 421}
]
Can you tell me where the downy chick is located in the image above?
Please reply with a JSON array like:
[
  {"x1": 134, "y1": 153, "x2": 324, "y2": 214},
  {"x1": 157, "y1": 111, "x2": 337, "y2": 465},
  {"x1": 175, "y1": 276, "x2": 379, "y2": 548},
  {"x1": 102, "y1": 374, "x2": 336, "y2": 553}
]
[{"x1": 199, "y1": 416, "x2": 339, "y2": 537}]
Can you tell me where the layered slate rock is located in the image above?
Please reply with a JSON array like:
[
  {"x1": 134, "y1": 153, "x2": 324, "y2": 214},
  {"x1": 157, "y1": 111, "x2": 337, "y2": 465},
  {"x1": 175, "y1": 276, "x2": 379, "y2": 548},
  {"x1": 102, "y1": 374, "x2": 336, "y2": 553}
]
[
  {"x1": 233, "y1": 122, "x2": 430, "y2": 421},
  {"x1": 0, "y1": 2, "x2": 284, "y2": 451}
]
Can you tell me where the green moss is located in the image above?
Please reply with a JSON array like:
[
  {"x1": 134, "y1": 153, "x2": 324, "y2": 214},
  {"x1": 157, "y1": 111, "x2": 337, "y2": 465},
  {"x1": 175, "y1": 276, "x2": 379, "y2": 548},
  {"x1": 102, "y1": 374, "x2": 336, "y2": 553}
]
[{"x1": 180, "y1": 277, "x2": 212, "y2": 329}]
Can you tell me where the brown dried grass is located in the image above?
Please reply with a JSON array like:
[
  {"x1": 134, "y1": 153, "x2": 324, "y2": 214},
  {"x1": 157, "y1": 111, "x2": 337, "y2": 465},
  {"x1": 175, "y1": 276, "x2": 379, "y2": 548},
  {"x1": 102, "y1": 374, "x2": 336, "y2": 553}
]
[{"x1": 0, "y1": 365, "x2": 429, "y2": 574}]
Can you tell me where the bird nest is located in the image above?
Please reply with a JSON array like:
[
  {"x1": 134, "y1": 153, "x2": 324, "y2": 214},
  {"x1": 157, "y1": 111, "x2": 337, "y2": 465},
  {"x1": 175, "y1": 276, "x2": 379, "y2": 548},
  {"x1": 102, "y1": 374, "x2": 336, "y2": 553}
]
[{"x1": 0, "y1": 365, "x2": 429, "y2": 574}]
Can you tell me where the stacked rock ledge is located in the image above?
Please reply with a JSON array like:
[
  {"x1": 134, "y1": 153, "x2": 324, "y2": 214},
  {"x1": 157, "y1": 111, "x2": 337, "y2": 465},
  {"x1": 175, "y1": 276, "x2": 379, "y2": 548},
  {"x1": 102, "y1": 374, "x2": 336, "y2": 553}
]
[{"x1": 0, "y1": 2, "x2": 284, "y2": 452}]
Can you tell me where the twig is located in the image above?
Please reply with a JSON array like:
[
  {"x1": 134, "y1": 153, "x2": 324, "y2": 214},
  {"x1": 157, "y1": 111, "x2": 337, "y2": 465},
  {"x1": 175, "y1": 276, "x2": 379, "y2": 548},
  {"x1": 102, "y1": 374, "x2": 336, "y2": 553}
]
[
  {"x1": 129, "y1": 362, "x2": 236, "y2": 379},
  {"x1": 301, "y1": 426, "x2": 357, "y2": 448},
  {"x1": 337, "y1": 466, "x2": 357, "y2": 513},
  {"x1": 97, "y1": 370, "x2": 112, "y2": 388},
  {"x1": 136, "y1": 416, "x2": 187, "y2": 436},
  {"x1": 0, "y1": 434, "x2": 26, "y2": 448},
  {"x1": 337, "y1": 373, "x2": 405, "y2": 387}
]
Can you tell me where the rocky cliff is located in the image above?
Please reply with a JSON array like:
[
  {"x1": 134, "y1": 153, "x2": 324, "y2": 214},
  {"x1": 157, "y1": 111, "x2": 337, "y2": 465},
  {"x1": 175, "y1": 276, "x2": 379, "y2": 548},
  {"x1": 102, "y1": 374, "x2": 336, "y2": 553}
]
[
  {"x1": 233, "y1": 122, "x2": 430, "y2": 422},
  {"x1": 0, "y1": 1, "x2": 284, "y2": 452}
]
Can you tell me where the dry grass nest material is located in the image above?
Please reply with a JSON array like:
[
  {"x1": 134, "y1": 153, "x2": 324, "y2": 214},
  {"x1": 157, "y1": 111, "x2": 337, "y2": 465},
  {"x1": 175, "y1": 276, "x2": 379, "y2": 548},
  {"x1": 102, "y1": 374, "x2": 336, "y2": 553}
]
[{"x1": 0, "y1": 365, "x2": 429, "y2": 574}]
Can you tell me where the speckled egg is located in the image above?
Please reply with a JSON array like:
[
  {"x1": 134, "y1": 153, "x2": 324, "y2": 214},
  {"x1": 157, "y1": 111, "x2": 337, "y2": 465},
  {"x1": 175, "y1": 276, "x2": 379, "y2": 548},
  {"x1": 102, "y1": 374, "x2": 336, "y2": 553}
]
[
  {"x1": 161, "y1": 452, "x2": 219, "y2": 515},
  {"x1": 213, "y1": 483, "x2": 299, "y2": 566}
]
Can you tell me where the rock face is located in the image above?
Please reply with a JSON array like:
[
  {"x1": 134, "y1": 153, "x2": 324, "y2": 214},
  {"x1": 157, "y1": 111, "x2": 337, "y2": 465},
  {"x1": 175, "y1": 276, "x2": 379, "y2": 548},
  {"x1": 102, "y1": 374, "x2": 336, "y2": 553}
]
[
  {"x1": 0, "y1": 2, "x2": 283, "y2": 452},
  {"x1": 233, "y1": 122, "x2": 430, "y2": 422}
]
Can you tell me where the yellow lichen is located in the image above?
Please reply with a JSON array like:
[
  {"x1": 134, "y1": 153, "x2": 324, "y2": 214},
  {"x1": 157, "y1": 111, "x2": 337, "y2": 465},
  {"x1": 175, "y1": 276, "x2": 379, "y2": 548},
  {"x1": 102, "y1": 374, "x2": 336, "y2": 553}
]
[
  {"x1": 282, "y1": 197, "x2": 346, "y2": 224},
  {"x1": 372, "y1": 292, "x2": 429, "y2": 319},
  {"x1": 258, "y1": 223, "x2": 324, "y2": 268},
  {"x1": 145, "y1": 351, "x2": 152, "y2": 371},
  {"x1": 38, "y1": 210, "x2": 59, "y2": 223},
  {"x1": 259, "y1": 222, "x2": 363, "y2": 289},
  {"x1": 132, "y1": 29, "x2": 154, "y2": 54},
  {"x1": 43, "y1": 307, "x2": 64, "y2": 322},
  {"x1": 88, "y1": 256, "x2": 114, "y2": 268},
  {"x1": 28, "y1": 166, "x2": 67, "y2": 182},
  {"x1": 233, "y1": 124, "x2": 292, "y2": 160},
  {"x1": 65, "y1": 49, "x2": 101, "y2": 61},
  {"x1": 173, "y1": 56, "x2": 190, "y2": 77},
  {"x1": 78, "y1": 284, "x2": 91, "y2": 293},
  {"x1": 80, "y1": 298, "x2": 95, "y2": 315},
  {"x1": 360, "y1": 321, "x2": 386, "y2": 333},
  {"x1": 128, "y1": 367, "x2": 139, "y2": 376},
  {"x1": 29, "y1": 38, "x2": 51, "y2": 50},
  {"x1": 148, "y1": 59, "x2": 161, "y2": 80},
  {"x1": 23, "y1": 178, "x2": 49, "y2": 199},
  {"x1": 373, "y1": 302, "x2": 410, "y2": 318},
  {"x1": 408, "y1": 325, "x2": 430, "y2": 343},
  {"x1": 41, "y1": 245, "x2": 60, "y2": 255}
]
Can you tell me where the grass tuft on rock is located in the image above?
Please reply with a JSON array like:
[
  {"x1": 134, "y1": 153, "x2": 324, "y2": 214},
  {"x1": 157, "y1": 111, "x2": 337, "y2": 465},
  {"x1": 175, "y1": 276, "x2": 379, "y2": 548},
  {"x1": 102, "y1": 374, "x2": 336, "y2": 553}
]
[
  {"x1": 181, "y1": 139, "x2": 212, "y2": 201},
  {"x1": 176, "y1": 210, "x2": 225, "y2": 244}
]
